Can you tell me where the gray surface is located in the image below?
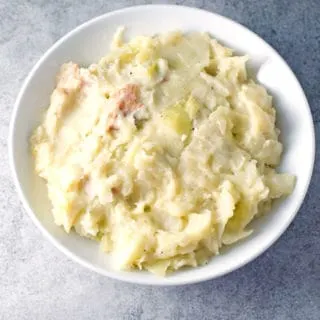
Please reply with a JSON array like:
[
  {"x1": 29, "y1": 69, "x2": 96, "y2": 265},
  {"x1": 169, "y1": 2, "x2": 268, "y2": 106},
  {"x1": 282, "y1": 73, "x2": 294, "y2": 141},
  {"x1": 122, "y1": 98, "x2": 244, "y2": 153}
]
[{"x1": 0, "y1": 0, "x2": 319, "y2": 319}]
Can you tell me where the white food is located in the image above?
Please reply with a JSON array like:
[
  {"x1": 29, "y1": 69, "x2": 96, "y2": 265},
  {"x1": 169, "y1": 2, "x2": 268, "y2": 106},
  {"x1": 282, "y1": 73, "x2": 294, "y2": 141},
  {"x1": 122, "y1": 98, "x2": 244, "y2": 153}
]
[{"x1": 31, "y1": 29, "x2": 295, "y2": 275}]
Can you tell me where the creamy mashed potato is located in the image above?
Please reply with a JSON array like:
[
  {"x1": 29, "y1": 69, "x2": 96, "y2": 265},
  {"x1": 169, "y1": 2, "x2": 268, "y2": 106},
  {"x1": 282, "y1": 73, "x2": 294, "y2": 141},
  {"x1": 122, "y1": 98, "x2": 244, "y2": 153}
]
[{"x1": 31, "y1": 29, "x2": 295, "y2": 275}]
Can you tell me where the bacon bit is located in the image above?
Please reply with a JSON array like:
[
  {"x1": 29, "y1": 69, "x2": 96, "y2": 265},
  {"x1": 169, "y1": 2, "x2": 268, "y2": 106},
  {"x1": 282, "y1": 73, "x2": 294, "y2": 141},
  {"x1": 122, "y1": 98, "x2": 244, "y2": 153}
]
[
  {"x1": 111, "y1": 187, "x2": 120, "y2": 195},
  {"x1": 114, "y1": 84, "x2": 142, "y2": 115},
  {"x1": 106, "y1": 84, "x2": 144, "y2": 132},
  {"x1": 56, "y1": 65, "x2": 93, "y2": 97}
]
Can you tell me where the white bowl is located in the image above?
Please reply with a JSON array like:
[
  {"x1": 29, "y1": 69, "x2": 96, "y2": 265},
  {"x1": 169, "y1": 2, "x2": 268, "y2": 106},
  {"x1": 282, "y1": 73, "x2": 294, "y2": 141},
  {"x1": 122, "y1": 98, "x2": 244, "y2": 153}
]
[{"x1": 9, "y1": 5, "x2": 315, "y2": 285}]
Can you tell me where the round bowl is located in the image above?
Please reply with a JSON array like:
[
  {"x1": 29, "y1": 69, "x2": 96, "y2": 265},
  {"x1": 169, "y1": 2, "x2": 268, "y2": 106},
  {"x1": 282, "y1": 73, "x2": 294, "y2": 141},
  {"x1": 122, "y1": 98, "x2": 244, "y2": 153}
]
[{"x1": 9, "y1": 5, "x2": 315, "y2": 285}]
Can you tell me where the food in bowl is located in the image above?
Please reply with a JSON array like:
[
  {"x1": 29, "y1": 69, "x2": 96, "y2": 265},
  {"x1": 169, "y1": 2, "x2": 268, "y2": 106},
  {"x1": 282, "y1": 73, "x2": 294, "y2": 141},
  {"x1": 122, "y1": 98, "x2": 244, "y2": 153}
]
[{"x1": 31, "y1": 29, "x2": 295, "y2": 275}]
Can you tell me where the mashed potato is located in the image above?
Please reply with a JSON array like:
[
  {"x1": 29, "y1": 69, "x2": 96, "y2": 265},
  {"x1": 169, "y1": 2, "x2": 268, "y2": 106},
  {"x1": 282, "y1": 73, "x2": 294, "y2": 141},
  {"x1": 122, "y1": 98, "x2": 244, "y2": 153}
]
[{"x1": 31, "y1": 29, "x2": 295, "y2": 275}]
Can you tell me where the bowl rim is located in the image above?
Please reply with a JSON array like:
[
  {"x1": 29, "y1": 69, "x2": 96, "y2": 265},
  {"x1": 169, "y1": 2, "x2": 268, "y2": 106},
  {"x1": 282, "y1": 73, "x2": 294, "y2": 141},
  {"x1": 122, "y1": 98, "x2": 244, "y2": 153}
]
[{"x1": 8, "y1": 4, "x2": 316, "y2": 286}]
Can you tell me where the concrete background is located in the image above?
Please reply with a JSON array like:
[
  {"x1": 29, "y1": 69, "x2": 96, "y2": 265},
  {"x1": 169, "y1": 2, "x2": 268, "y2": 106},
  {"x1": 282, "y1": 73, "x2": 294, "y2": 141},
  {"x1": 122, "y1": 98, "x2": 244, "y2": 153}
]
[{"x1": 0, "y1": 0, "x2": 319, "y2": 319}]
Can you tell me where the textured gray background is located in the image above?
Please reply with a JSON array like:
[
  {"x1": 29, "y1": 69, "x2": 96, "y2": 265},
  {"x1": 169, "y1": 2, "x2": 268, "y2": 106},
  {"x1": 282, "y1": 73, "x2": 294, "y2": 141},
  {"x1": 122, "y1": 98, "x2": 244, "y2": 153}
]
[{"x1": 1, "y1": 0, "x2": 319, "y2": 319}]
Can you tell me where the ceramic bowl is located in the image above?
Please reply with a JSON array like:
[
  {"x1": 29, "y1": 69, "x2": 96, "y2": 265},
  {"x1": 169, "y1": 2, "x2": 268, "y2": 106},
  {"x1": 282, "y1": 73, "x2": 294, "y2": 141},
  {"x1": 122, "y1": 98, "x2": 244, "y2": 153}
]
[{"x1": 9, "y1": 5, "x2": 315, "y2": 285}]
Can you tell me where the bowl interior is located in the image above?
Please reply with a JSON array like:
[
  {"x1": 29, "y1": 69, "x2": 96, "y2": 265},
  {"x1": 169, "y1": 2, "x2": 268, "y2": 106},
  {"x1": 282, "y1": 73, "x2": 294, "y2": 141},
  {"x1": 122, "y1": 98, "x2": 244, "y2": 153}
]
[{"x1": 10, "y1": 5, "x2": 315, "y2": 285}]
